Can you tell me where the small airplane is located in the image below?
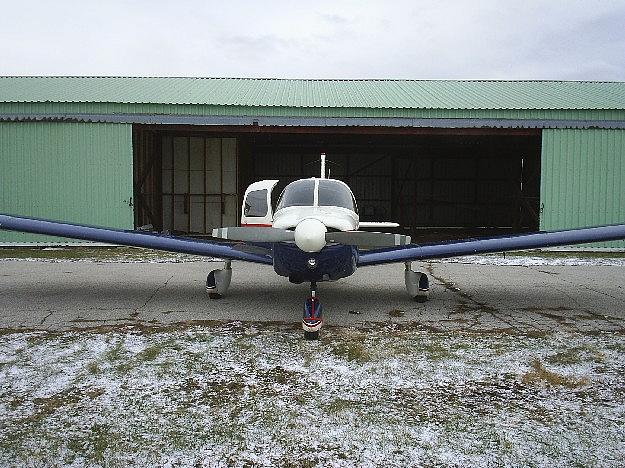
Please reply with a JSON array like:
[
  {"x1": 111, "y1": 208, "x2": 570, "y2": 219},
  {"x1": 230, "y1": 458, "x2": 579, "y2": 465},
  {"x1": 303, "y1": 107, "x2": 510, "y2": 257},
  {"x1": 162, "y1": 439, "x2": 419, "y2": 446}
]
[{"x1": 2, "y1": 153, "x2": 625, "y2": 339}]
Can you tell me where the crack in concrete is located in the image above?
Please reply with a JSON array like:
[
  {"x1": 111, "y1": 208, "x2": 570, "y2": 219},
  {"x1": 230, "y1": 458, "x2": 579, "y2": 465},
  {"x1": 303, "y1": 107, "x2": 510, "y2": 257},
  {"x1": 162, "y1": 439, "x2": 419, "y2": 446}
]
[
  {"x1": 131, "y1": 275, "x2": 175, "y2": 318},
  {"x1": 528, "y1": 266, "x2": 625, "y2": 303},
  {"x1": 535, "y1": 269, "x2": 559, "y2": 275},
  {"x1": 425, "y1": 264, "x2": 579, "y2": 334},
  {"x1": 424, "y1": 263, "x2": 528, "y2": 333},
  {"x1": 39, "y1": 311, "x2": 53, "y2": 326}
]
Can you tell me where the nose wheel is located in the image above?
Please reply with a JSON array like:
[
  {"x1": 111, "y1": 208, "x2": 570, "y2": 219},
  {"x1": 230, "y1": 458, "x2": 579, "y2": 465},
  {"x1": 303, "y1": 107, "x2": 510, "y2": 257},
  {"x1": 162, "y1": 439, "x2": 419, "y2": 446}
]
[{"x1": 303, "y1": 281, "x2": 323, "y2": 340}]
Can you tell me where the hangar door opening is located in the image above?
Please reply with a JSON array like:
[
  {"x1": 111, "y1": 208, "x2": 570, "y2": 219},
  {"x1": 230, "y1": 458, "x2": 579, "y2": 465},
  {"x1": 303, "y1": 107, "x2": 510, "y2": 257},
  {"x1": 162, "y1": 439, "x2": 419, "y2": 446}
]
[
  {"x1": 134, "y1": 126, "x2": 541, "y2": 242},
  {"x1": 240, "y1": 131, "x2": 541, "y2": 241},
  {"x1": 133, "y1": 130, "x2": 237, "y2": 235}
]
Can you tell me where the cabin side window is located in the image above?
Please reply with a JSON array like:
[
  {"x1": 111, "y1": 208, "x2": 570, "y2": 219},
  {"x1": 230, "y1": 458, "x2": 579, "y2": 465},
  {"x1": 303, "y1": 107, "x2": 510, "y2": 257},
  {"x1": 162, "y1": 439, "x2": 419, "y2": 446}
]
[
  {"x1": 244, "y1": 189, "x2": 268, "y2": 217},
  {"x1": 317, "y1": 180, "x2": 358, "y2": 213}
]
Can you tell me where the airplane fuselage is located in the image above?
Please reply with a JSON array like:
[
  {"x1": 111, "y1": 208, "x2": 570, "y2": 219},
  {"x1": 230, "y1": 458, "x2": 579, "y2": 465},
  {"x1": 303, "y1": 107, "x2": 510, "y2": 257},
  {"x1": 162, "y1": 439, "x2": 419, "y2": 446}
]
[
  {"x1": 272, "y1": 242, "x2": 358, "y2": 283},
  {"x1": 235, "y1": 173, "x2": 404, "y2": 286},
  {"x1": 269, "y1": 178, "x2": 360, "y2": 283}
]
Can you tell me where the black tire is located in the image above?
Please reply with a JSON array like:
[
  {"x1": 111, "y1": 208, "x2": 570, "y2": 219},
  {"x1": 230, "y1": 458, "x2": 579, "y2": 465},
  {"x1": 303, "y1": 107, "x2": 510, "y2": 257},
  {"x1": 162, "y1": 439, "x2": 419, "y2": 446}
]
[
  {"x1": 208, "y1": 292, "x2": 222, "y2": 299},
  {"x1": 304, "y1": 331, "x2": 320, "y2": 340},
  {"x1": 414, "y1": 295, "x2": 428, "y2": 303}
]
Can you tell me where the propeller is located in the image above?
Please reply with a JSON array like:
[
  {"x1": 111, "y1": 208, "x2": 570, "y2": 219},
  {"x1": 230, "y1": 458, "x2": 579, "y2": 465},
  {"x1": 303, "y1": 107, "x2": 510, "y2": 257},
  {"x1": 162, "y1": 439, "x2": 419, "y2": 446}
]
[{"x1": 213, "y1": 222, "x2": 411, "y2": 252}]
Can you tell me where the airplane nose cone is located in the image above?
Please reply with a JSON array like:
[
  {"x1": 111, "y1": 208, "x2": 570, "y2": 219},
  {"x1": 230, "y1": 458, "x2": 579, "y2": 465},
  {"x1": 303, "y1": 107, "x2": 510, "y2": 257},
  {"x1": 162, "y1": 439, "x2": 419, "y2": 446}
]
[{"x1": 294, "y1": 218, "x2": 327, "y2": 253}]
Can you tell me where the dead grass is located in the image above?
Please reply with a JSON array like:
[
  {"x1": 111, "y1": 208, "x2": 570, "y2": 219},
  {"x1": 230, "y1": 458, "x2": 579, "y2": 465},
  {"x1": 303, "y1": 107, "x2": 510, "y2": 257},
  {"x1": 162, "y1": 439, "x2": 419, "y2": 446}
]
[
  {"x1": 389, "y1": 309, "x2": 405, "y2": 318},
  {"x1": 522, "y1": 359, "x2": 589, "y2": 388},
  {"x1": 23, "y1": 387, "x2": 105, "y2": 424}
]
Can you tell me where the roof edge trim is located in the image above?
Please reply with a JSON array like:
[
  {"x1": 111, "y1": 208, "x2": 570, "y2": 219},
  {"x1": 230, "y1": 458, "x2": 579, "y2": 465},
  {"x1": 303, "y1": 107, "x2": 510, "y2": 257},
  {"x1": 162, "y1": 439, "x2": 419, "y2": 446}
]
[{"x1": 2, "y1": 113, "x2": 625, "y2": 129}]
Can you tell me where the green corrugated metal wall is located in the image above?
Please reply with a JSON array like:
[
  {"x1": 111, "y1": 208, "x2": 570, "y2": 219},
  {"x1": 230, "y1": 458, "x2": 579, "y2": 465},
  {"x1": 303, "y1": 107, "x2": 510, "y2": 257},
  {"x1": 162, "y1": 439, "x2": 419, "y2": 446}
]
[
  {"x1": 541, "y1": 129, "x2": 625, "y2": 248},
  {"x1": 1, "y1": 121, "x2": 624, "y2": 249},
  {"x1": 0, "y1": 122, "x2": 133, "y2": 244}
]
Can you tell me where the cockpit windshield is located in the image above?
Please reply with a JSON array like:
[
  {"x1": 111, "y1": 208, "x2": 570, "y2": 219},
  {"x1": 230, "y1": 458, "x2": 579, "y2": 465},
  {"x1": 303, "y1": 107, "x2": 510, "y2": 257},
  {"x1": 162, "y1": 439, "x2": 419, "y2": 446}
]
[
  {"x1": 276, "y1": 178, "x2": 358, "y2": 213},
  {"x1": 318, "y1": 179, "x2": 358, "y2": 212},
  {"x1": 276, "y1": 179, "x2": 315, "y2": 209}
]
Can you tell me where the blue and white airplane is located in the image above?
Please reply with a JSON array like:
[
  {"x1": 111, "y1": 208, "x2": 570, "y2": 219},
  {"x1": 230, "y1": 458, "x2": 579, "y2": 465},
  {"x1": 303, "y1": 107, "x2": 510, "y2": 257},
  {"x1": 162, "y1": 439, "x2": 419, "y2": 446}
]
[{"x1": 2, "y1": 154, "x2": 625, "y2": 339}]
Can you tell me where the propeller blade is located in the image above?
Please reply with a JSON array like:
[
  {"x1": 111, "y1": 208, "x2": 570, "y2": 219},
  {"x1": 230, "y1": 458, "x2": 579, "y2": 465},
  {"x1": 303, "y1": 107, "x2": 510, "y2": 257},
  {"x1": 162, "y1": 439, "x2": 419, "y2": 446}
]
[
  {"x1": 231, "y1": 243, "x2": 273, "y2": 256},
  {"x1": 326, "y1": 231, "x2": 411, "y2": 248},
  {"x1": 212, "y1": 227, "x2": 295, "y2": 243}
]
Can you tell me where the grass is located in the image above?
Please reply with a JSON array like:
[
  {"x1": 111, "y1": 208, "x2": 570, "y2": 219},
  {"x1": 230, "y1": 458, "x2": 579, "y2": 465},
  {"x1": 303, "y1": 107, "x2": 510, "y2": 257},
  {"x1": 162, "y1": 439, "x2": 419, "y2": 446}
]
[
  {"x1": 104, "y1": 341, "x2": 124, "y2": 363},
  {"x1": 420, "y1": 340, "x2": 454, "y2": 360},
  {"x1": 330, "y1": 340, "x2": 371, "y2": 362},
  {"x1": 138, "y1": 344, "x2": 162, "y2": 362},
  {"x1": 326, "y1": 398, "x2": 358, "y2": 414},
  {"x1": 87, "y1": 361, "x2": 100, "y2": 374},
  {"x1": 499, "y1": 249, "x2": 625, "y2": 259},
  {"x1": 65, "y1": 422, "x2": 119, "y2": 465},
  {"x1": 2, "y1": 325, "x2": 624, "y2": 466},
  {"x1": 0, "y1": 246, "x2": 203, "y2": 261},
  {"x1": 521, "y1": 359, "x2": 590, "y2": 388},
  {"x1": 546, "y1": 345, "x2": 605, "y2": 365},
  {"x1": 22, "y1": 387, "x2": 105, "y2": 425}
]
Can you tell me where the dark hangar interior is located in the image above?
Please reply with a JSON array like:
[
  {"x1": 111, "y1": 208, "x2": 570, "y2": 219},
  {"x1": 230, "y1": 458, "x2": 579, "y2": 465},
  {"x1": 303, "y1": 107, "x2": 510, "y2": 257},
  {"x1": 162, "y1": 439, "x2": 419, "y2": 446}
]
[{"x1": 133, "y1": 125, "x2": 541, "y2": 241}]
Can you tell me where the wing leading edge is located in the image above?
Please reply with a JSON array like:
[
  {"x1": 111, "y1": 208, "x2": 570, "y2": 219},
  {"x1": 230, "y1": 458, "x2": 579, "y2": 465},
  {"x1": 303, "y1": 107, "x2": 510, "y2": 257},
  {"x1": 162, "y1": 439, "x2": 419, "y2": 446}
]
[
  {"x1": 357, "y1": 224, "x2": 625, "y2": 267},
  {"x1": 0, "y1": 214, "x2": 273, "y2": 265}
]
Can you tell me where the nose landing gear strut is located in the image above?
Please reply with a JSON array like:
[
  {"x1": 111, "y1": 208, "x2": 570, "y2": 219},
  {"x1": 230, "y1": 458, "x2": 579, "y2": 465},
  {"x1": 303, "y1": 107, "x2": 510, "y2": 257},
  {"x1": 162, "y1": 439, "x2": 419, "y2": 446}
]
[{"x1": 303, "y1": 281, "x2": 323, "y2": 340}]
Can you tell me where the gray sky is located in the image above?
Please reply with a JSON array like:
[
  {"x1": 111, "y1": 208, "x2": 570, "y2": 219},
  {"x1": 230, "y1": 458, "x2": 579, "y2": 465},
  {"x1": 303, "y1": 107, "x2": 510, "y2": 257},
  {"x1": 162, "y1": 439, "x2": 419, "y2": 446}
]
[{"x1": 1, "y1": 0, "x2": 624, "y2": 80}]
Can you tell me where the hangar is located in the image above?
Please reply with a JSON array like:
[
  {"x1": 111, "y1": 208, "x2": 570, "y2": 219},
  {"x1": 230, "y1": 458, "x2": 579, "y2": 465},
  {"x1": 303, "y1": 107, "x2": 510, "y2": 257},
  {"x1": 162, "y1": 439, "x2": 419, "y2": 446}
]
[{"x1": 0, "y1": 77, "x2": 624, "y2": 248}]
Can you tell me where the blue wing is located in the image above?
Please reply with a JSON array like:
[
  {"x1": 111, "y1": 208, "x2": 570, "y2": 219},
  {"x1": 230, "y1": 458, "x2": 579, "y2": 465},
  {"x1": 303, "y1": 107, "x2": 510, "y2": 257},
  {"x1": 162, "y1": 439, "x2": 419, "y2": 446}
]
[
  {"x1": 357, "y1": 224, "x2": 625, "y2": 267},
  {"x1": 0, "y1": 214, "x2": 273, "y2": 265}
]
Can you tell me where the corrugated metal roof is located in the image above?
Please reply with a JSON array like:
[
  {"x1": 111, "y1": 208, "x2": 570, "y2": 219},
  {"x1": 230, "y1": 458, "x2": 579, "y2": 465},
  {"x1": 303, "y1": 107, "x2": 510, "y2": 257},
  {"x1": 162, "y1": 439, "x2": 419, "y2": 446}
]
[{"x1": 1, "y1": 77, "x2": 624, "y2": 110}]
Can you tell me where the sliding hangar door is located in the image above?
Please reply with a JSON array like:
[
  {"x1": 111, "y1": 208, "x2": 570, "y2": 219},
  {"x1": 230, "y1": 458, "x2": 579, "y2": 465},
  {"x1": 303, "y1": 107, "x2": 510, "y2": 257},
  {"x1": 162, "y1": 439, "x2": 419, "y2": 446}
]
[{"x1": 133, "y1": 126, "x2": 541, "y2": 241}]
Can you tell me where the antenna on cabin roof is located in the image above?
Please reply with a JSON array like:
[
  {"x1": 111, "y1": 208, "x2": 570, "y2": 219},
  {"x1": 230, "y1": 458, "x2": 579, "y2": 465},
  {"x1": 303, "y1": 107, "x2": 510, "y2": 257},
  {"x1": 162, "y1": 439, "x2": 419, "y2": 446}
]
[{"x1": 320, "y1": 153, "x2": 326, "y2": 179}]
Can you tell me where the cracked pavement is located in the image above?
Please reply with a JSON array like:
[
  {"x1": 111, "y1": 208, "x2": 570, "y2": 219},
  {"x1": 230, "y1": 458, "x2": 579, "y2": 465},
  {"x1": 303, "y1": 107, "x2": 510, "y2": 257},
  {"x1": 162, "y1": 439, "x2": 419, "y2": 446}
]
[{"x1": 0, "y1": 259, "x2": 624, "y2": 333}]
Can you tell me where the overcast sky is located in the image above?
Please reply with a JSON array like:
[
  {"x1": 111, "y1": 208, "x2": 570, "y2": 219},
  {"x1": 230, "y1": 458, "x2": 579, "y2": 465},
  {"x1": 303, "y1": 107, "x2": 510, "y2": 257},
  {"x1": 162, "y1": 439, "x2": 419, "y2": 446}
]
[{"x1": 1, "y1": 0, "x2": 624, "y2": 80}]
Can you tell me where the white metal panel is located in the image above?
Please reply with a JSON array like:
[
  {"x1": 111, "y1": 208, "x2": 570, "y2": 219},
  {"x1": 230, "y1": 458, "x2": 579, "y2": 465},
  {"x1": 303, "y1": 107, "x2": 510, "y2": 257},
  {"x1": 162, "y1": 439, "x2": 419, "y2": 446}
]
[
  {"x1": 189, "y1": 195, "x2": 204, "y2": 233},
  {"x1": 222, "y1": 138, "x2": 237, "y2": 194},
  {"x1": 205, "y1": 196, "x2": 222, "y2": 230},
  {"x1": 223, "y1": 195, "x2": 237, "y2": 227},
  {"x1": 173, "y1": 195, "x2": 188, "y2": 232},
  {"x1": 205, "y1": 139, "x2": 221, "y2": 193},
  {"x1": 189, "y1": 137, "x2": 204, "y2": 194}
]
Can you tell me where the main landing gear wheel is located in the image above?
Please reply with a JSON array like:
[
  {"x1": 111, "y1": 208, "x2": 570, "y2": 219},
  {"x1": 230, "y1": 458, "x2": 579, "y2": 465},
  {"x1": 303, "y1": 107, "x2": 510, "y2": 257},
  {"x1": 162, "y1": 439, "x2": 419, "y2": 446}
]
[
  {"x1": 302, "y1": 281, "x2": 323, "y2": 340},
  {"x1": 405, "y1": 262, "x2": 430, "y2": 302},
  {"x1": 206, "y1": 261, "x2": 232, "y2": 299}
]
